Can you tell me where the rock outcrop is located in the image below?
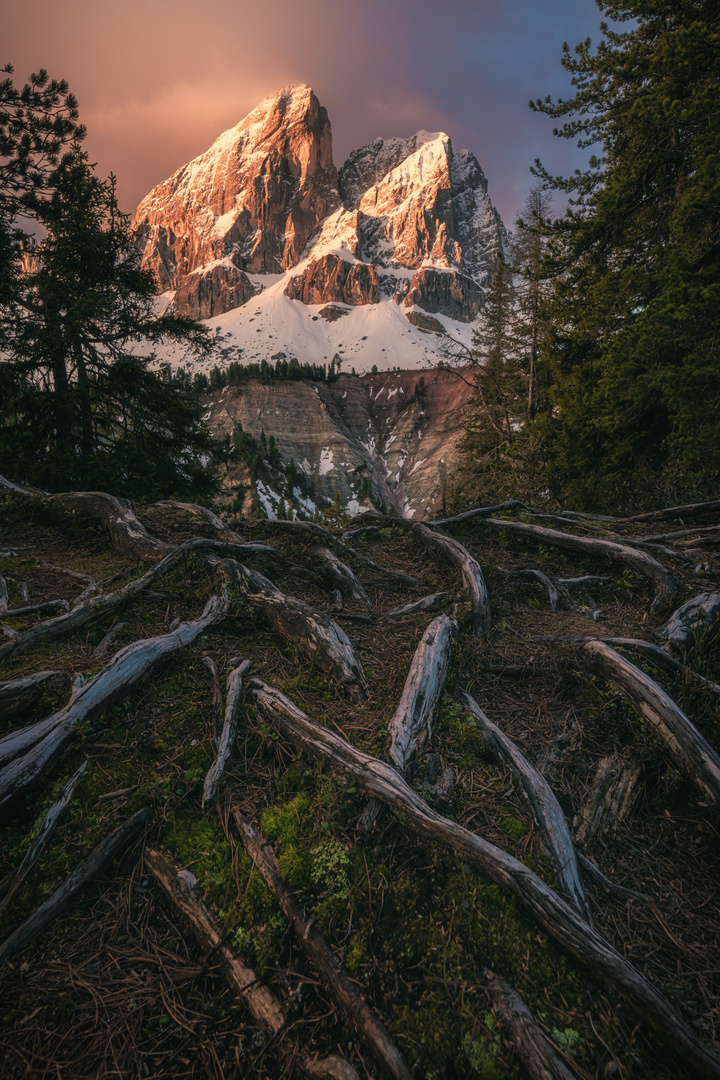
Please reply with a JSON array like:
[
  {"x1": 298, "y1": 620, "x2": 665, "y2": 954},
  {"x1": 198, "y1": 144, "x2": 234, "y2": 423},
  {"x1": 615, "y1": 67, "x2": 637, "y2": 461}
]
[
  {"x1": 403, "y1": 268, "x2": 483, "y2": 322},
  {"x1": 132, "y1": 85, "x2": 339, "y2": 289},
  {"x1": 284, "y1": 254, "x2": 379, "y2": 306},
  {"x1": 172, "y1": 260, "x2": 255, "y2": 320}
]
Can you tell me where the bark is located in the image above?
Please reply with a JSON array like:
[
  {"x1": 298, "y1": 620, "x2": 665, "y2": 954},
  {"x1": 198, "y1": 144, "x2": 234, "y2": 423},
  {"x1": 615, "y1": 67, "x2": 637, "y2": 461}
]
[
  {"x1": 412, "y1": 523, "x2": 492, "y2": 637},
  {"x1": 49, "y1": 491, "x2": 174, "y2": 561},
  {"x1": 314, "y1": 547, "x2": 370, "y2": 604},
  {"x1": 458, "y1": 689, "x2": 590, "y2": 923},
  {"x1": 574, "y1": 753, "x2": 643, "y2": 846},
  {"x1": 150, "y1": 500, "x2": 245, "y2": 543},
  {"x1": 0, "y1": 760, "x2": 87, "y2": 913},
  {"x1": 599, "y1": 637, "x2": 720, "y2": 694},
  {"x1": 584, "y1": 641, "x2": 720, "y2": 811},
  {"x1": 430, "y1": 500, "x2": 531, "y2": 527},
  {"x1": 232, "y1": 811, "x2": 412, "y2": 1080},
  {"x1": 145, "y1": 849, "x2": 360, "y2": 1080},
  {"x1": 485, "y1": 970, "x2": 583, "y2": 1080},
  {"x1": 0, "y1": 807, "x2": 151, "y2": 966},
  {"x1": 383, "y1": 593, "x2": 451, "y2": 620},
  {"x1": 248, "y1": 677, "x2": 720, "y2": 1080},
  {"x1": 214, "y1": 558, "x2": 367, "y2": 702},
  {"x1": 0, "y1": 670, "x2": 69, "y2": 719},
  {"x1": 0, "y1": 593, "x2": 229, "y2": 805},
  {"x1": 3, "y1": 599, "x2": 70, "y2": 619},
  {"x1": 480, "y1": 517, "x2": 677, "y2": 614},
  {"x1": 202, "y1": 660, "x2": 251, "y2": 810},
  {"x1": 388, "y1": 614, "x2": 457, "y2": 775},
  {"x1": 0, "y1": 575, "x2": 8, "y2": 612}
]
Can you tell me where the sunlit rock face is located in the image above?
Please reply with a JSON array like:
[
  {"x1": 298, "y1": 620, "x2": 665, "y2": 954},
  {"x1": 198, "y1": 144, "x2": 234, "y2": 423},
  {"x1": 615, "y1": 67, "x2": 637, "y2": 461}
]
[
  {"x1": 133, "y1": 85, "x2": 505, "y2": 345},
  {"x1": 132, "y1": 84, "x2": 339, "y2": 293}
]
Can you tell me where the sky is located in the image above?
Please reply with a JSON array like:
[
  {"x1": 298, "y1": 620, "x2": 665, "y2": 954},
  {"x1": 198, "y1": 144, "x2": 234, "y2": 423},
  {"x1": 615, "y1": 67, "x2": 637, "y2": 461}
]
[{"x1": 4, "y1": 0, "x2": 607, "y2": 226}]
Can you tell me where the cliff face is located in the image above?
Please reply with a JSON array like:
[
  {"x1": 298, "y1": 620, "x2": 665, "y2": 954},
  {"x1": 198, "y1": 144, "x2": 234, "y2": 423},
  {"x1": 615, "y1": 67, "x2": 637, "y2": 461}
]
[
  {"x1": 202, "y1": 367, "x2": 474, "y2": 519},
  {"x1": 132, "y1": 85, "x2": 338, "y2": 301},
  {"x1": 133, "y1": 86, "x2": 505, "y2": 352}
]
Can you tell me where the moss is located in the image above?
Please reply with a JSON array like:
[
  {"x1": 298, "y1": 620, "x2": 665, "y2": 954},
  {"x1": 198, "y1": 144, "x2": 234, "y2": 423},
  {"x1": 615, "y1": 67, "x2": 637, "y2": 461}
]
[{"x1": 497, "y1": 816, "x2": 529, "y2": 841}]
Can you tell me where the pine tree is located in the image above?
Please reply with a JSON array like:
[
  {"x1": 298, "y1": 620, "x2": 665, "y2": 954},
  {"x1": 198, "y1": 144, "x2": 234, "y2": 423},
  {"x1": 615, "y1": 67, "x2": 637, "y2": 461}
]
[
  {"x1": 512, "y1": 186, "x2": 553, "y2": 419},
  {"x1": 0, "y1": 145, "x2": 216, "y2": 497},
  {"x1": 530, "y1": 0, "x2": 720, "y2": 509}
]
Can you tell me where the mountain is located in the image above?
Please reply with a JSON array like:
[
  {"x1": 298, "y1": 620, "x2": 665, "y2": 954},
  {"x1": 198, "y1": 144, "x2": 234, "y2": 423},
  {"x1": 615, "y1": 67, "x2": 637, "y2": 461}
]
[
  {"x1": 132, "y1": 85, "x2": 504, "y2": 374},
  {"x1": 206, "y1": 367, "x2": 474, "y2": 520}
]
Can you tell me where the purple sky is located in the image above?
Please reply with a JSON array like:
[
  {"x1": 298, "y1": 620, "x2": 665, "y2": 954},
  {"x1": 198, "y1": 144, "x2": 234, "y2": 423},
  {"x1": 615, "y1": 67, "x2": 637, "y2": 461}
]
[{"x1": 5, "y1": 0, "x2": 606, "y2": 226}]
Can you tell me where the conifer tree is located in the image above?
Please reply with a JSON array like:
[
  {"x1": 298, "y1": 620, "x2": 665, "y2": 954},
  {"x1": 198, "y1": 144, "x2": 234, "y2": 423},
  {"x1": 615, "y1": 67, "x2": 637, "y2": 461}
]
[{"x1": 531, "y1": 0, "x2": 720, "y2": 509}]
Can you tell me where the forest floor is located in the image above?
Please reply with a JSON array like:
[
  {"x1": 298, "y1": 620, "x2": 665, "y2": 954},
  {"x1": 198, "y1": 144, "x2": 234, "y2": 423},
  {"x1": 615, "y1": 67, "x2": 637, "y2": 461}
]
[{"x1": 0, "y1": 492, "x2": 719, "y2": 1080}]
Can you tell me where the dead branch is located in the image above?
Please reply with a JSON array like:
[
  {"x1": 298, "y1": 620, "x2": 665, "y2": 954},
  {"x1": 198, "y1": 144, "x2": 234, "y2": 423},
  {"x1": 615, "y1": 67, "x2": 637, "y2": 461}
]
[
  {"x1": 0, "y1": 806, "x2": 151, "y2": 966},
  {"x1": 458, "y1": 689, "x2": 590, "y2": 922},
  {"x1": 584, "y1": 641, "x2": 720, "y2": 811},
  {"x1": 599, "y1": 637, "x2": 720, "y2": 694},
  {"x1": 499, "y1": 567, "x2": 564, "y2": 611},
  {"x1": 91, "y1": 621, "x2": 128, "y2": 660},
  {"x1": 3, "y1": 599, "x2": 70, "y2": 619},
  {"x1": 145, "y1": 849, "x2": 360, "y2": 1080},
  {"x1": 248, "y1": 676, "x2": 720, "y2": 1079},
  {"x1": 214, "y1": 558, "x2": 367, "y2": 702},
  {"x1": 314, "y1": 547, "x2": 370, "y2": 604},
  {"x1": 202, "y1": 660, "x2": 251, "y2": 810},
  {"x1": 0, "y1": 575, "x2": 8, "y2": 613},
  {"x1": 0, "y1": 670, "x2": 69, "y2": 719},
  {"x1": 479, "y1": 517, "x2": 678, "y2": 613},
  {"x1": 485, "y1": 969, "x2": 585, "y2": 1080},
  {"x1": 0, "y1": 760, "x2": 87, "y2": 913},
  {"x1": 201, "y1": 656, "x2": 223, "y2": 748},
  {"x1": 150, "y1": 500, "x2": 245, "y2": 543},
  {"x1": 430, "y1": 500, "x2": 532, "y2": 527},
  {"x1": 575, "y1": 852, "x2": 647, "y2": 903},
  {"x1": 624, "y1": 499, "x2": 720, "y2": 525},
  {"x1": 232, "y1": 810, "x2": 412, "y2": 1080},
  {"x1": 412, "y1": 523, "x2": 492, "y2": 636},
  {"x1": 0, "y1": 593, "x2": 229, "y2": 805}
]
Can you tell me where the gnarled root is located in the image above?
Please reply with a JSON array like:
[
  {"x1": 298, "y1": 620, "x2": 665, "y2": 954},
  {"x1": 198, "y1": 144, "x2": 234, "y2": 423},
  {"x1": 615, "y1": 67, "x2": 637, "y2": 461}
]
[{"x1": 202, "y1": 659, "x2": 251, "y2": 810}]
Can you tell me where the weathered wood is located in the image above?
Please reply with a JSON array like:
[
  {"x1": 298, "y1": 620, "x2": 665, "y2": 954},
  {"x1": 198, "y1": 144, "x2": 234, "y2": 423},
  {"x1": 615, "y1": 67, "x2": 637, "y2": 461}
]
[
  {"x1": 0, "y1": 576, "x2": 8, "y2": 613},
  {"x1": 458, "y1": 689, "x2": 590, "y2": 923},
  {"x1": 485, "y1": 970, "x2": 583, "y2": 1080},
  {"x1": 389, "y1": 614, "x2": 457, "y2": 775},
  {"x1": 345, "y1": 547, "x2": 421, "y2": 587},
  {"x1": 576, "y1": 852, "x2": 647, "y2": 903},
  {"x1": 0, "y1": 537, "x2": 246, "y2": 661},
  {"x1": 584, "y1": 641, "x2": 720, "y2": 811},
  {"x1": 624, "y1": 499, "x2": 720, "y2": 524},
  {"x1": 265, "y1": 518, "x2": 422, "y2": 586},
  {"x1": 556, "y1": 576, "x2": 613, "y2": 590},
  {"x1": 233, "y1": 811, "x2": 412, "y2": 1080},
  {"x1": 600, "y1": 637, "x2": 720, "y2": 694},
  {"x1": 0, "y1": 760, "x2": 87, "y2": 913},
  {"x1": 479, "y1": 517, "x2": 678, "y2": 613},
  {"x1": 656, "y1": 591, "x2": 720, "y2": 656},
  {"x1": 248, "y1": 677, "x2": 720, "y2": 1079},
  {"x1": 383, "y1": 593, "x2": 450, "y2": 620},
  {"x1": 413, "y1": 523, "x2": 492, "y2": 636},
  {"x1": 0, "y1": 670, "x2": 69, "y2": 719},
  {"x1": 201, "y1": 656, "x2": 223, "y2": 748},
  {"x1": 574, "y1": 752, "x2": 643, "y2": 846},
  {"x1": 0, "y1": 807, "x2": 151, "y2": 965},
  {"x1": 150, "y1": 500, "x2": 245, "y2": 543},
  {"x1": 0, "y1": 593, "x2": 229, "y2": 805},
  {"x1": 3, "y1": 599, "x2": 70, "y2": 619},
  {"x1": 50, "y1": 490, "x2": 175, "y2": 561},
  {"x1": 314, "y1": 546, "x2": 370, "y2": 604},
  {"x1": 499, "y1": 567, "x2": 564, "y2": 611},
  {"x1": 430, "y1": 500, "x2": 532, "y2": 527},
  {"x1": 202, "y1": 660, "x2": 251, "y2": 810},
  {"x1": 145, "y1": 849, "x2": 360, "y2": 1080},
  {"x1": 215, "y1": 558, "x2": 367, "y2": 702},
  {"x1": 0, "y1": 473, "x2": 32, "y2": 495}
]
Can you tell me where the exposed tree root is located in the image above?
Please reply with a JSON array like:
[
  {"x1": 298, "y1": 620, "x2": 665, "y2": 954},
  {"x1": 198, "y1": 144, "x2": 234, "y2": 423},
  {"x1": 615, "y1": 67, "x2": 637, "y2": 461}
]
[
  {"x1": 412, "y1": 523, "x2": 492, "y2": 636},
  {"x1": 656, "y1": 591, "x2": 720, "y2": 655},
  {"x1": 0, "y1": 761, "x2": 87, "y2": 913},
  {"x1": 485, "y1": 969, "x2": 585, "y2": 1080},
  {"x1": 458, "y1": 689, "x2": 590, "y2": 922},
  {"x1": 202, "y1": 659, "x2": 251, "y2": 810},
  {"x1": 383, "y1": 593, "x2": 451, "y2": 620},
  {"x1": 479, "y1": 517, "x2": 678, "y2": 613},
  {"x1": 0, "y1": 670, "x2": 69, "y2": 719},
  {"x1": 0, "y1": 593, "x2": 229, "y2": 805},
  {"x1": 388, "y1": 614, "x2": 457, "y2": 775},
  {"x1": 50, "y1": 491, "x2": 175, "y2": 561},
  {"x1": 430, "y1": 500, "x2": 532, "y2": 527},
  {"x1": 145, "y1": 849, "x2": 360, "y2": 1080},
  {"x1": 575, "y1": 852, "x2": 647, "y2": 903},
  {"x1": 314, "y1": 547, "x2": 370, "y2": 604},
  {"x1": 232, "y1": 810, "x2": 413, "y2": 1080},
  {"x1": 214, "y1": 558, "x2": 367, "y2": 702},
  {"x1": 3, "y1": 599, "x2": 70, "y2": 619},
  {"x1": 584, "y1": 641, "x2": 720, "y2": 811},
  {"x1": 149, "y1": 500, "x2": 245, "y2": 543},
  {"x1": 574, "y1": 752, "x2": 643, "y2": 846},
  {"x1": 0, "y1": 806, "x2": 151, "y2": 966},
  {"x1": 247, "y1": 677, "x2": 720, "y2": 1079}
]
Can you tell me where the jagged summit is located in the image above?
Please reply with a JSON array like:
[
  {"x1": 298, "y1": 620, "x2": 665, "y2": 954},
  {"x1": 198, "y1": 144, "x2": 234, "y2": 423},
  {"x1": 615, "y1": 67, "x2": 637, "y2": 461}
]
[{"x1": 133, "y1": 86, "x2": 505, "y2": 373}]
